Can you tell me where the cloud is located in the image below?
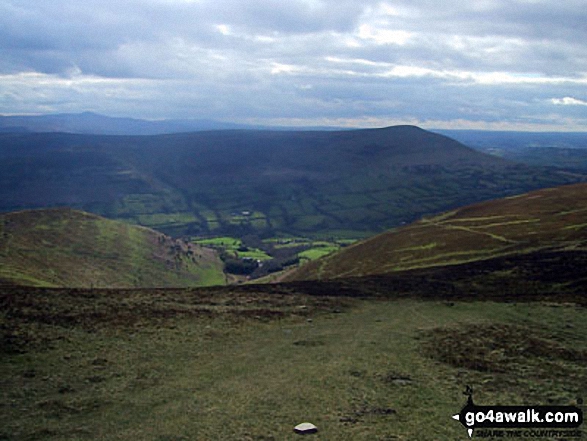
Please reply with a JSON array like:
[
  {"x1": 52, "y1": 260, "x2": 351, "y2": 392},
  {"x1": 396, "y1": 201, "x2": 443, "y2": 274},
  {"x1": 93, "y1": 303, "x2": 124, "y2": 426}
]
[
  {"x1": 551, "y1": 97, "x2": 587, "y2": 106},
  {"x1": 0, "y1": 0, "x2": 586, "y2": 130}
]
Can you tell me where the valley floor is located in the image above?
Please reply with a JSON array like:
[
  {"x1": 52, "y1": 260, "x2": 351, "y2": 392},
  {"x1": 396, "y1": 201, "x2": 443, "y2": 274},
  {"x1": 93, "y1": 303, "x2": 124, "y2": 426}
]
[{"x1": 1, "y1": 286, "x2": 585, "y2": 440}]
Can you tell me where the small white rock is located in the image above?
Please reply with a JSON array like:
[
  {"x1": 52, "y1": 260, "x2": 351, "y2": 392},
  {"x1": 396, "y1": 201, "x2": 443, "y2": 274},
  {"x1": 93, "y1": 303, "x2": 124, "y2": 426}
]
[{"x1": 294, "y1": 422, "x2": 318, "y2": 434}]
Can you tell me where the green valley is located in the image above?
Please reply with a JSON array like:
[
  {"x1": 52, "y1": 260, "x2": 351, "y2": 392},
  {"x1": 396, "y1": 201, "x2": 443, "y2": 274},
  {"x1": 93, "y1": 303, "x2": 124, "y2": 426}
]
[{"x1": 1, "y1": 126, "x2": 583, "y2": 239}]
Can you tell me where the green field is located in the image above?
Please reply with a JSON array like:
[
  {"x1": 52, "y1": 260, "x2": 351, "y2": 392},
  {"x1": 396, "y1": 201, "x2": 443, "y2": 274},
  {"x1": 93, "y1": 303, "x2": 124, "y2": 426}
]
[
  {"x1": 193, "y1": 236, "x2": 273, "y2": 262},
  {"x1": 194, "y1": 237, "x2": 243, "y2": 247},
  {"x1": 1, "y1": 285, "x2": 585, "y2": 440},
  {"x1": 298, "y1": 246, "x2": 340, "y2": 261},
  {"x1": 191, "y1": 236, "x2": 352, "y2": 280}
]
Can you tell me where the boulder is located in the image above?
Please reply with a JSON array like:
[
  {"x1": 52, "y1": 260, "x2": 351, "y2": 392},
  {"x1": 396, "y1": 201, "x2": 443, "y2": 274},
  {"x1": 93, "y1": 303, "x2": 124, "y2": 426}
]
[{"x1": 294, "y1": 422, "x2": 318, "y2": 434}]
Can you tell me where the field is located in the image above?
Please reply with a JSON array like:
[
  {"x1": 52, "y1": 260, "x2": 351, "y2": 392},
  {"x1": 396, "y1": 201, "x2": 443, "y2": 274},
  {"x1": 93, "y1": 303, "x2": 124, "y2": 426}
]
[
  {"x1": 192, "y1": 237, "x2": 272, "y2": 262},
  {"x1": 298, "y1": 245, "x2": 340, "y2": 261},
  {"x1": 1, "y1": 281, "x2": 585, "y2": 440},
  {"x1": 188, "y1": 236, "x2": 351, "y2": 281},
  {"x1": 268, "y1": 238, "x2": 348, "y2": 263}
]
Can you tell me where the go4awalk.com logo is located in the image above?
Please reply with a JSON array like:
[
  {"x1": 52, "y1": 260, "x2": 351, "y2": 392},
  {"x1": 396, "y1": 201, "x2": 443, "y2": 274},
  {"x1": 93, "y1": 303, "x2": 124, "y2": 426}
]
[{"x1": 452, "y1": 386, "x2": 583, "y2": 438}]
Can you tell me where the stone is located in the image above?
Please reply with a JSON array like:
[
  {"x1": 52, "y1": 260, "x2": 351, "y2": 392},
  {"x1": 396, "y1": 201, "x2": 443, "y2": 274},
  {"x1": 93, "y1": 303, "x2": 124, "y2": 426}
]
[{"x1": 294, "y1": 422, "x2": 318, "y2": 434}]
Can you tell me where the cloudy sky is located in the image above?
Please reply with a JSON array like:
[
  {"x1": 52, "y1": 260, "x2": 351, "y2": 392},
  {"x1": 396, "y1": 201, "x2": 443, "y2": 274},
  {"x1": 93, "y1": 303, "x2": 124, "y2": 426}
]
[{"x1": 1, "y1": 0, "x2": 586, "y2": 130}]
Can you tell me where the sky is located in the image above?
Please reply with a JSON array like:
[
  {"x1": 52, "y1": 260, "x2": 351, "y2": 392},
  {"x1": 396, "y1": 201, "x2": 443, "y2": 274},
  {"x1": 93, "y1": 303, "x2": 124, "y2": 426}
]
[{"x1": 0, "y1": 0, "x2": 586, "y2": 131}]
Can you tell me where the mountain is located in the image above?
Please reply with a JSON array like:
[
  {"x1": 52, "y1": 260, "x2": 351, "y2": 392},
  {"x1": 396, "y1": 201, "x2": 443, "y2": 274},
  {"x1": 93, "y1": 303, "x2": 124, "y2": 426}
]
[
  {"x1": 0, "y1": 112, "x2": 252, "y2": 135},
  {"x1": 286, "y1": 182, "x2": 587, "y2": 281},
  {"x1": 0, "y1": 126, "x2": 583, "y2": 238},
  {"x1": 0, "y1": 208, "x2": 224, "y2": 287}
]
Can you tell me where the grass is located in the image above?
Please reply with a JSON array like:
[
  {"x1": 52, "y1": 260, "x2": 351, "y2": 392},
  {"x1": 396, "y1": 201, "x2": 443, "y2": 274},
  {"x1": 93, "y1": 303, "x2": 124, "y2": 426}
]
[
  {"x1": 1, "y1": 284, "x2": 585, "y2": 440},
  {"x1": 237, "y1": 249, "x2": 273, "y2": 261},
  {"x1": 136, "y1": 212, "x2": 199, "y2": 228},
  {"x1": 192, "y1": 236, "x2": 353, "y2": 269},
  {"x1": 289, "y1": 183, "x2": 587, "y2": 281},
  {"x1": 193, "y1": 237, "x2": 242, "y2": 247},
  {"x1": 192, "y1": 236, "x2": 272, "y2": 261},
  {"x1": 299, "y1": 246, "x2": 339, "y2": 261},
  {"x1": 0, "y1": 209, "x2": 226, "y2": 288}
]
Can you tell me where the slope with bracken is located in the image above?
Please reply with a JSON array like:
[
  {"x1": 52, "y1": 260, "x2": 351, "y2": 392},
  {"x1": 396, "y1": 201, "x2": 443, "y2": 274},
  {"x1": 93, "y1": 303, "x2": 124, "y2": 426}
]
[
  {"x1": 0, "y1": 208, "x2": 224, "y2": 287},
  {"x1": 286, "y1": 183, "x2": 587, "y2": 281}
]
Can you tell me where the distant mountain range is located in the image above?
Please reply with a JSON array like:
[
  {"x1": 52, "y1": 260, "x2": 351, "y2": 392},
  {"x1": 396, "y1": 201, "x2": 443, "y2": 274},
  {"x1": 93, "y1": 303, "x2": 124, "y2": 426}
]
[
  {"x1": 0, "y1": 112, "x2": 256, "y2": 135},
  {"x1": 435, "y1": 129, "x2": 587, "y2": 152},
  {"x1": 0, "y1": 125, "x2": 583, "y2": 238},
  {"x1": 0, "y1": 112, "x2": 344, "y2": 135}
]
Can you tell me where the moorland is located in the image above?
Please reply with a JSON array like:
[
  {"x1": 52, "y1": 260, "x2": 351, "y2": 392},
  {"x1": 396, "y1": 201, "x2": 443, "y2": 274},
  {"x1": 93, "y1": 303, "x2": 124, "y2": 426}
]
[{"x1": 1, "y1": 253, "x2": 585, "y2": 439}]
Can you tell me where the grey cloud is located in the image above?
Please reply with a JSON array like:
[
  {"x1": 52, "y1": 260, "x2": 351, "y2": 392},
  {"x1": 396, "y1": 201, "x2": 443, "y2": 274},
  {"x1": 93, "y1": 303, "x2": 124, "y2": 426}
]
[
  {"x1": 0, "y1": 0, "x2": 585, "y2": 130},
  {"x1": 199, "y1": 0, "x2": 364, "y2": 34}
]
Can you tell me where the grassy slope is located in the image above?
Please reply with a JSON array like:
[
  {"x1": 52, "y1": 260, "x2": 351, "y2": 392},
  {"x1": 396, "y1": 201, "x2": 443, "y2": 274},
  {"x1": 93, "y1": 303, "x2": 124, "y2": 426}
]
[
  {"x1": 288, "y1": 183, "x2": 587, "y2": 281},
  {"x1": 0, "y1": 208, "x2": 225, "y2": 288},
  {"x1": 1, "y1": 284, "x2": 585, "y2": 440}
]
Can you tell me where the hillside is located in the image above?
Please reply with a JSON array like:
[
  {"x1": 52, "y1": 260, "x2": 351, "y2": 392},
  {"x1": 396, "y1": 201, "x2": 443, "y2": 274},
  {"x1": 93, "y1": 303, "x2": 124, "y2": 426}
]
[
  {"x1": 287, "y1": 182, "x2": 587, "y2": 281},
  {"x1": 0, "y1": 208, "x2": 224, "y2": 287},
  {"x1": 0, "y1": 126, "x2": 583, "y2": 238}
]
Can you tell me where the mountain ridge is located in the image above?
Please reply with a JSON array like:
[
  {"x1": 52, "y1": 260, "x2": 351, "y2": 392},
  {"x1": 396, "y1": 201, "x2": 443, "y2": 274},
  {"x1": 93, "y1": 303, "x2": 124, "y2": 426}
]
[
  {"x1": 0, "y1": 112, "x2": 254, "y2": 135},
  {"x1": 0, "y1": 126, "x2": 583, "y2": 238},
  {"x1": 0, "y1": 112, "x2": 348, "y2": 135}
]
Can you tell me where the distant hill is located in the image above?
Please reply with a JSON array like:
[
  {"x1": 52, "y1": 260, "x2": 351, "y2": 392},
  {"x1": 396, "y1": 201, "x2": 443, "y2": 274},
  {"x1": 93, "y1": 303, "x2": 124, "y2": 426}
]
[
  {"x1": 496, "y1": 147, "x2": 587, "y2": 172},
  {"x1": 0, "y1": 208, "x2": 224, "y2": 287},
  {"x1": 0, "y1": 112, "x2": 255, "y2": 135},
  {"x1": 434, "y1": 129, "x2": 587, "y2": 171},
  {"x1": 435, "y1": 129, "x2": 587, "y2": 152},
  {"x1": 286, "y1": 183, "x2": 587, "y2": 281},
  {"x1": 0, "y1": 126, "x2": 583, "y2": 238},
  {"x1": 0, "y1": 112, "x2": 345, "y2": 135}
]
